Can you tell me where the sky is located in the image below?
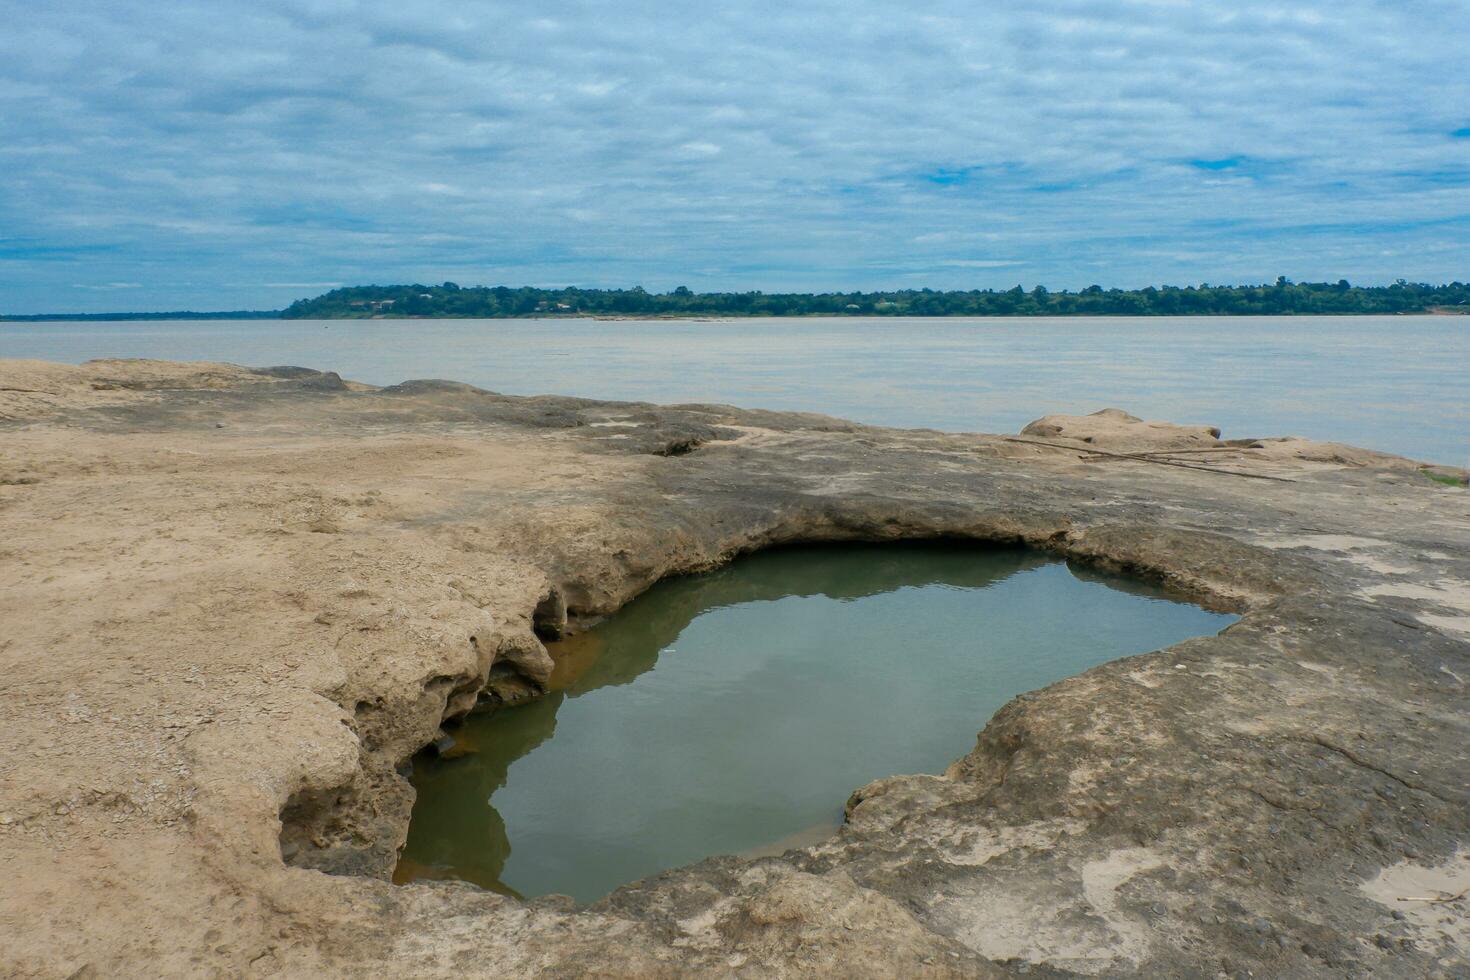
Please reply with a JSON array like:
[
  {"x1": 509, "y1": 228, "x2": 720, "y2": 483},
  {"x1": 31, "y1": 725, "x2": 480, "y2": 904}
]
[{"x1": 1, "y1": 0, "x2": 1467, "y2": 313}]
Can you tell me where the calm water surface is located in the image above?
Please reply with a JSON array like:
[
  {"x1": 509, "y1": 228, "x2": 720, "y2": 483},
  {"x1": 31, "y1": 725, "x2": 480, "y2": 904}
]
[
  {"x1": 1, "y1": 315, "x2": 1465, "y2": 463},
  {"x1": 395, "y1": 543, "x2": 1237, "y2": 903}
]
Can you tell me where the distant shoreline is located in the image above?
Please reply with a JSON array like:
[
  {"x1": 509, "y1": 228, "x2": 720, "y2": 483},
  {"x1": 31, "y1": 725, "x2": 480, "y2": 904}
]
[
  {"x1": 0, "y1": 311, "x2": 282, "y2": 322},
  {"x1": 6, "y1": 280, "x2": 1469, "y2": 322},
  {"x1": 4, "y1": 309, "x2": 1467, "y2": 323}
]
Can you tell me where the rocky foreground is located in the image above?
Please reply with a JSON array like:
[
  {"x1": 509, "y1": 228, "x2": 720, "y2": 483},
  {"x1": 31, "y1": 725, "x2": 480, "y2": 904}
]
[{"x1": 1, "y1": 358, "x2": 1466, "y2": 979}]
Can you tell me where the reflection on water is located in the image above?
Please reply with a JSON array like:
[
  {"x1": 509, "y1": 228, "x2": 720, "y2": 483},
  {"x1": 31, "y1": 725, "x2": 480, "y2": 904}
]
[{"x1": 395, "y1": 543, "x2": 1237, "y2": 903}]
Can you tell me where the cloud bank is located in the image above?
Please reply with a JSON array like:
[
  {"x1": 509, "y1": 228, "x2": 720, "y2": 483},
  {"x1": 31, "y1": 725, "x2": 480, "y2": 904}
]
[{"x1": 1, "y1": 0, "x2": 1467, "y2": 311}]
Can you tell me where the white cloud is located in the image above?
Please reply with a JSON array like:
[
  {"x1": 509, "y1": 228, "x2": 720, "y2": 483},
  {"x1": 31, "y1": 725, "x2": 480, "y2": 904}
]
[
  {"x1": 0, "y1": 0, "x2": 1467, "y2": 311},
  {"x1": 679, "y1": 142, "x2": 723, "y2": 157},
  {"x1": 939, "y1": 260, "x2": 1024, "y2": 269}
]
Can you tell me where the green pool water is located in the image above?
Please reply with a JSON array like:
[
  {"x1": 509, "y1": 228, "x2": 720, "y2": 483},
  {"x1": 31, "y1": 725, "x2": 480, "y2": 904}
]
[{"x1": 395, "y1": 543, "x2": 1236, "y2": 903}]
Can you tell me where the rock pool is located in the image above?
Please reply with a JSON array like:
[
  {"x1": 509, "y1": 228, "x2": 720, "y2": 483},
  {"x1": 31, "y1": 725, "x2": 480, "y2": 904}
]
[{"x1": 397, "y1": 543, "x2": 1236, "y2": 903}]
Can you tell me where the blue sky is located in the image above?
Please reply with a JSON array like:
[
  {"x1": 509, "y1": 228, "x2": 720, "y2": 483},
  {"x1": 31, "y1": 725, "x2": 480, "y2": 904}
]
[{"x1": 1, "y1": 0, "x2": 1467, "y2": 313}]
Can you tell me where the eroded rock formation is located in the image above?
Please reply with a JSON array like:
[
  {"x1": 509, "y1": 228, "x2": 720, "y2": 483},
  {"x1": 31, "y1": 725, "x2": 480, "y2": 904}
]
[{"x1": 0, "y1": 359, "x2": 1466, "y2": 978}]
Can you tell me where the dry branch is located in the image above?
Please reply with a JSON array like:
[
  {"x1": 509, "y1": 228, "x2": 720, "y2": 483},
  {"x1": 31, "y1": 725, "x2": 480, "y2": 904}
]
[{"x1": 1004, "y1": 437, "x2": 1296, "y2": 483}]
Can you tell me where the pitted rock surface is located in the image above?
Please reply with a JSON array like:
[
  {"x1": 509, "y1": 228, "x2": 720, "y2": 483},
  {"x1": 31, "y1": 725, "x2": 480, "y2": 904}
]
[{"x1": 1, "y1": 358, "x2": 1467, "y2": 979}]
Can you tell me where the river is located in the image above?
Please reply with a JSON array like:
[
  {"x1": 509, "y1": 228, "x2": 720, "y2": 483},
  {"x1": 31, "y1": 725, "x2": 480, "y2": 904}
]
[{"x1": 2, "y1": 315, "x2": 1464, "y2": 463}]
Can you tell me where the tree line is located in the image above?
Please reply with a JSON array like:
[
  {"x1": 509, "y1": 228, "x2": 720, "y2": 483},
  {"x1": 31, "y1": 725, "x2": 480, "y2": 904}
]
[
  {"x1": 11, "y1": 279, "x2": 1465, "y2": 321},
  {"x1": 282, "y1": 279, "x2": 1470, "y2": 319}
]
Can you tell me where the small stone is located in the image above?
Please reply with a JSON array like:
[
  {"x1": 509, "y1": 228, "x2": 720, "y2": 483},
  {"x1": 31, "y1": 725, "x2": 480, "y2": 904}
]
[
  {"x1": 433, "y1": 734, "x2": 475, "y2": 760},
  {"x1": 1150, "y1": 902, "x2": 1167, "y2": 916}
]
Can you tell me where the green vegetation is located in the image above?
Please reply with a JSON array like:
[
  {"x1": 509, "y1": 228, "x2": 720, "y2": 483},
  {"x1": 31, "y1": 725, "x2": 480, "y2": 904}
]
[
  {"x1": 1421, "y1": 468, "x2": 1468, "y2": 488},
  {"x1": 6, "y1": 279, "x2": 1467, "y2": 321},
  {"x1": 283, "y1": 278, "x2": 1470, "y2": 319}
]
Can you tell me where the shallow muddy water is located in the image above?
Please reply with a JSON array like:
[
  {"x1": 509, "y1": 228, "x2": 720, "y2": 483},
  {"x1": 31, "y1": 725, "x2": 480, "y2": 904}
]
[{"x1": 395, "y1": 543, "x2": 1237, "y2": 903}]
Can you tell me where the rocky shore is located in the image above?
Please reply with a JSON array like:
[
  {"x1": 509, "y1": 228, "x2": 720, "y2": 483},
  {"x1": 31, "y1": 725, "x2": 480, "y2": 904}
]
[{"x1": 1, "y1": 358, "x2": 1466, "y2": 978}]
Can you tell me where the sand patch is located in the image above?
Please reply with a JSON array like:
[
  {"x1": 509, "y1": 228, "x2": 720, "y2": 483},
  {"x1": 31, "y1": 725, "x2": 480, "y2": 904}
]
[
  {"x1": 1360, "y1": 581, "x2": 1470, "y2": 638},
  {"x1": 1342, "y1": 553, "x2": 1418, "y2": 576},
  {"x1": 1359, "y1": 849, "x2": 1470, "y2": 956}
]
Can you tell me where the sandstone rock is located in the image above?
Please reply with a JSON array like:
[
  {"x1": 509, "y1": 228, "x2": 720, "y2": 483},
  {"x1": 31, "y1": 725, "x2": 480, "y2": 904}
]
[
  {"x1": 1021, "y1": 407, "x2": 1223, "y2": 451},
  {"x1": 1, "y1": 357, "x2": 1466, "y2": 979}
]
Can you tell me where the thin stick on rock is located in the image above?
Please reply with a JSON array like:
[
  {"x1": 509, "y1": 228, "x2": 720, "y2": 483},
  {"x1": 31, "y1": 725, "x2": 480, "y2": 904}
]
[
  {"x1": 1396, "y1": 888, "x2": 1469, "y2": 904},
  {"x1": 1086, "y1": 447, "x2": 1262, "y2": 457},
  {"x1": 1004, "y1": 437, "x2": 1296, "y2": 483}
]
